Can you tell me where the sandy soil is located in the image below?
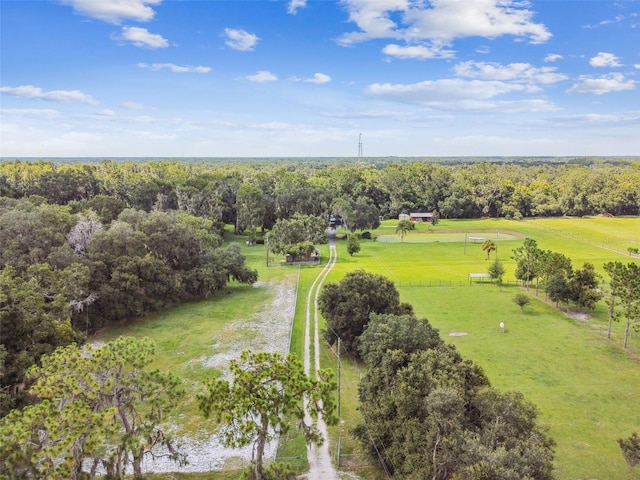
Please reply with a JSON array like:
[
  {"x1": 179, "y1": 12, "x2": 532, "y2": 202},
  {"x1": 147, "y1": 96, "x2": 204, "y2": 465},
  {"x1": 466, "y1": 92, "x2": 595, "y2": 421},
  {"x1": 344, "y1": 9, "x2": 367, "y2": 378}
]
[{"x1": 140, "y1": 278, "x2": 296, "y2": 474}]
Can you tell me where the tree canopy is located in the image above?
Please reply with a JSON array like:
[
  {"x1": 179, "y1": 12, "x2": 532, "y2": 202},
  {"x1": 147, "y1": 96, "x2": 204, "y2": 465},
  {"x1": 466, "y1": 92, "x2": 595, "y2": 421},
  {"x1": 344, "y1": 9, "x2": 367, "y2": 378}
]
[
  {"x1": 354, "y1": 314, "x2": 555, "y2": 480},
  {"x1": 197, "y1": 350, "x2": 337, "y2": 480},
  {"x1": 0, "y1": 337, "x2": 184, "y2": 479},
  {"x1": 319, "y1": 270, "x2": 413, "y2": 356}
]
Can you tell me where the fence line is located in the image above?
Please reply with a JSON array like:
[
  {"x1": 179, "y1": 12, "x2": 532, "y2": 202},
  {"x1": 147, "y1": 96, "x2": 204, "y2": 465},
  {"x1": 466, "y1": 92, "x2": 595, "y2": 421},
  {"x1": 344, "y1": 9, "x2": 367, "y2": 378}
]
[
  {"x1": 395, "y1": 279, "x2": 520, "y2": 288},
  {"x1": 527, "y1": 220, "x2": 637, "y2": 257}
]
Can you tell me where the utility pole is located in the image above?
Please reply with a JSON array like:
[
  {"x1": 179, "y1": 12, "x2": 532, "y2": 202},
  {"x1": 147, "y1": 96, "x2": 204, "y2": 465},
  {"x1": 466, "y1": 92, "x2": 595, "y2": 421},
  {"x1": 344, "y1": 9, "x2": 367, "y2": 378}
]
[{"x1": 337, "y1": 337, "x2": 341, "y2": 418}]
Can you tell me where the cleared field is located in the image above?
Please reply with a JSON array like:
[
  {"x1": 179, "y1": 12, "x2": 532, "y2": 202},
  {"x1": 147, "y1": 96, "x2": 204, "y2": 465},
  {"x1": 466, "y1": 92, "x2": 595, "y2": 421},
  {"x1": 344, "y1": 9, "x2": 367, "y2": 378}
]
[
  {"x1": 318, "y1": 217, "x2": 640, "y2": 480},
  {"x1": 376, "y1": 229, "x2": 523, "y2": 243}
]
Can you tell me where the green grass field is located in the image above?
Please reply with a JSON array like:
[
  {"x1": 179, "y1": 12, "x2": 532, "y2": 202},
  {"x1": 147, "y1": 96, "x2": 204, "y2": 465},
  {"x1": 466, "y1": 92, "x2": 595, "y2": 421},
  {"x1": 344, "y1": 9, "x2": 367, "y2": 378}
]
[{"x1": 95, "y1": 217, "x2": 640, "y2": 480}]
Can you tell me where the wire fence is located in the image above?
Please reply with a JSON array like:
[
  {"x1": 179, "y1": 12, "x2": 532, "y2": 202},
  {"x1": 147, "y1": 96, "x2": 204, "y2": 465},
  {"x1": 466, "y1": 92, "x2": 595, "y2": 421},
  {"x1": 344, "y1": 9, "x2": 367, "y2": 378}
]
[
  {"x1": 527, "y1": 220, "x2": 639, "y2": 257},
  {"x1": 395, "y1": 279, "x2": 521, "y2": 288}
]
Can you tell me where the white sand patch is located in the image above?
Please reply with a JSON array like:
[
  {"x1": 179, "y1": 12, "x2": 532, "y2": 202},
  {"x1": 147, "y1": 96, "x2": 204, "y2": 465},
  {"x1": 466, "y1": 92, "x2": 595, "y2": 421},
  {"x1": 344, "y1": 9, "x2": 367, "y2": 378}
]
[
  {"x1": 449, "y1": 332, "x2": 468, "y2": 337},
  {"x1": 145, "y1": 277, "x2": 297, "y2": 474}
]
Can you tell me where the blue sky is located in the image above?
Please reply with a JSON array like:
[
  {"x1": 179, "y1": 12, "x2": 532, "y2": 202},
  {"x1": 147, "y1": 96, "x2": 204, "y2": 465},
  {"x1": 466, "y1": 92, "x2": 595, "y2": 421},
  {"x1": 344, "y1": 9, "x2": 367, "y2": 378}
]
[{"x1": 1, "y1": 0, "x2": 639, "y2": 158}]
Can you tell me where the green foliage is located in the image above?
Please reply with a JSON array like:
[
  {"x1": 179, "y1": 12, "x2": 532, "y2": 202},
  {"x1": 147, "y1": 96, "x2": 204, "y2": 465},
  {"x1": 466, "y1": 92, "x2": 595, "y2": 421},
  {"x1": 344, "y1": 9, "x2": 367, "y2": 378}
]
[
  {"x1": 512, "y1": 238, "x2": 542, "y2": 287},
  {"x1": 347, "y1": 234, "x2": 361, "y2": 256},
  {"x1": 319, "y1": 270, "x2": 412, "y2": 356},
  {"x1": 0, "y1": 264, "x2": 85, "y2": 415},
  {"x1": 513, "y1": 293, "x2": 531, "y2": 312},
  {"x1": 236, "y1": 183, "x2": 266, "y2": 234},
  {"x1": 395, "y1": 219, "x2": 415, "y2": 241},
  {"x1": 0, "y1": 337, "x2": 184, "y2": 479},
  {"x1": 197, "y1": 350, "x2": 336, "y2": 480},
  {"x1": 358, "y1": 313, "x2": 443, "y2": 368},
  {"x1": 355, "y1": 342, "x2": 555, "y2": 480},
  {"x1": 487, "y1": 258, "x2": 505, "y2": 284},
  {"x1": 568, "y1": 262, "x2": 602, "y2": 310},
  {"x1": 604, "y1": 262, "x2": 640, "y2": 349},
  {"x1": 267, "y1": 213, "x2": 327, "y2": 259}
]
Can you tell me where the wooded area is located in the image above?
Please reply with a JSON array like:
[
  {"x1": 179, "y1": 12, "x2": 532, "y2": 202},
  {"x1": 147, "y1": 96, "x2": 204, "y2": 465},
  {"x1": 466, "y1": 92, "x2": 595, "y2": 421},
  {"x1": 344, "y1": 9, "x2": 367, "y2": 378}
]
[{"x1": 0, "y1": 158, "x2": 639, "y2": 478}]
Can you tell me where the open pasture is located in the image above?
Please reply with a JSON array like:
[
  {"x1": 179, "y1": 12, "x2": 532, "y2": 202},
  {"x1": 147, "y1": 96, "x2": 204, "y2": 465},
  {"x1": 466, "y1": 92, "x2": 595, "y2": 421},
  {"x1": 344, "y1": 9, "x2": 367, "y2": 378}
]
[
  {"x1": 320, "y1": 216, "x2": 640, "y2": 479},
  {"x1": 375, "y1": 229, "x2": 523, "y2": 243}
]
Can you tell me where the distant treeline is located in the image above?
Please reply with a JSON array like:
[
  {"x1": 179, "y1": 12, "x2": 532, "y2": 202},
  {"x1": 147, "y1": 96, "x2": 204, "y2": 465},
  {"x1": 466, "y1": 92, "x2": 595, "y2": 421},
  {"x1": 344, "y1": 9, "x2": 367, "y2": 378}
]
[{"x1": 1, "y1": 158, "x2": 639, "y2": 221}]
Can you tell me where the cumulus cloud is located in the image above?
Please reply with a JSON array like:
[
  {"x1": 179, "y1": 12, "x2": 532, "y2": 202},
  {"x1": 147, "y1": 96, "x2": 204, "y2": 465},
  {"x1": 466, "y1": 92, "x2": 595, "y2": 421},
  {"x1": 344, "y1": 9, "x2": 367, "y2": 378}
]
[
  {"x1": 224, "y1": 28, "x2": 259, "y2": 51},
  {"x1": 137, "y1": 62, "x2": 211, "y2": 73},
  {"x1": 454, "y1": 61, "x2": 567, "y2": 84},
  {"x1": 589, "y1": 52, "x2": 622, "y2": 67},
  {"x1": 288, "y1": 0, "x2": 306, "y2": 15},
  {"x1": 338, "y1": 0, "x2": 551, "y2": 50},
  {"x1": 302, "y1": 73, "x2": 331, "y2": 84},
  {"x1": 544, "y1": 53, "x2": 563, "y2": 63},
  {"x1": 246, "y1": 71, "x2": 278, "y2": 82},
  {"x1": 566, "y1": 73, "x2": 635, "y2": 95},
  {"x1": 382, "y1": 43, "x2": 455, "y2": 60},
  {"x1": 0, "y1": 85, "x2": 98, "y2": 104},
  {"x1": 60, "y1": 0, "x2": 161, "y2": 24},
  {"x1": 118, "y1": 26, "x2": 168, "y2": 48}
]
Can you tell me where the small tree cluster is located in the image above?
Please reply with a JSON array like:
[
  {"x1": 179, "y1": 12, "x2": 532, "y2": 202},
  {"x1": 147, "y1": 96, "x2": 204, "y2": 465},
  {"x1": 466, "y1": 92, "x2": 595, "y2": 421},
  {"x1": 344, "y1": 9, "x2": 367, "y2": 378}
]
[
  {"x1": 267, "y1": 213, "x2": 327, "y2": 261},
  {"x1": 512, "y1": 238, "x2": 602, "y2": 310},
  {"x1": 319, "y1": 270, "x2": 413, "y2": 356}
]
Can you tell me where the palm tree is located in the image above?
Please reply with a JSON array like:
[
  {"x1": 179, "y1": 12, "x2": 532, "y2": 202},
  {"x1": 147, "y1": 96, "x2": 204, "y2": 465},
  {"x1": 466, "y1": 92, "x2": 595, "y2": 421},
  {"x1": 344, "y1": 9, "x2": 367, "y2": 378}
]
[
  {"x1": 482, "y1": 239, "x2": 497, "y2": 260},
  {"x1": 396, "y1": 220, "x2": 415, "y2": 242}
]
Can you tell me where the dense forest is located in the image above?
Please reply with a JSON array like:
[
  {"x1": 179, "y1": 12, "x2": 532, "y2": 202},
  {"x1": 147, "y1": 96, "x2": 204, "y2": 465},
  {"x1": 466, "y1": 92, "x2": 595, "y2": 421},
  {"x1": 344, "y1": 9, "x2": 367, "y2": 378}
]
[{"x1": 1, "y1": 158, "x2": 639, "y2": 412}]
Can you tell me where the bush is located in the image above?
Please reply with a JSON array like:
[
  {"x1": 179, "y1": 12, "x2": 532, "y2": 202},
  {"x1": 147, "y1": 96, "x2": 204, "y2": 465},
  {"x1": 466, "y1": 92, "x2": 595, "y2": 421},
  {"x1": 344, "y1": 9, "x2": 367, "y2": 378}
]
[{"x1": 361, "y1": 231, "x2": 372, "y2": 239}]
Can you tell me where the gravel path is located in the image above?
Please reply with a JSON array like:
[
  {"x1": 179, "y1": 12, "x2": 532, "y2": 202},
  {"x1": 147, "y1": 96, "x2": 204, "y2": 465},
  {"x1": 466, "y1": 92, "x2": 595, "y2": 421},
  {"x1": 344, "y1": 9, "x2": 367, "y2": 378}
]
[{"x1": 303, "y1": 232, "x2": 340, "y2": 480}]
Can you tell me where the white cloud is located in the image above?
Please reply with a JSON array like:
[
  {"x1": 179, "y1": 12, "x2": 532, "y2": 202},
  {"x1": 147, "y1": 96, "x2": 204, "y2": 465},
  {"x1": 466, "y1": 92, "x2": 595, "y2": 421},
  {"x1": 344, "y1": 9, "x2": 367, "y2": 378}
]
[
  {"x1": 137, "y1": 62, "x2": 211, "y2": 73},
  {"x1": 566, "y1": 73, "x2": 635, "y2": 95},
  {"x1": 454, "y1": 61, "x2": 567, "y2": 84},
  {"x1": 303, "y1": 73, "x2": 332, "y2": 84},
  {"x1": 288, "y1": 0, "x2": 306, "y2": 15},
  {"x1": 0, "y1": 85, "x2": 98, "y2": 104},
  {"x1": 121, "y1": 101, "x2": 145, "y2": 110},
  {"x1": 246, "y1": 71, "x2": 278, "y2": 82},
  {"x1": 425, "y1": 98, "x2": 558, "y2": 113},
  {"x1": 590, "y1": 52, "x2": 622, "y2": 68},
  {"x1": 635, "y1": 64, "x2": 640, "y2": 70},
  {"x1": 546, "y1": 112, "x2": 640, "y2": 127},
  {"x1": 338, "y1": 0, "x2": 551, "y2": 49},
  {"x1": 0, "y1": 108, "x2": 61, "y2": 119},
  {"x1": 382, "y1": 43, "x2": 455, "y2": 59},
  {"x1": 365, "y1": 78, "x2": 529, "y2": 104},
  {"x1": 118, "y1": 26, "x2": 168, "y2": 48},
  {"x1": 60, "y1": 0, "x2": 161, "y2": 24},
  {"x1": 224, "y1": 28, "x2": 259, "y2": 51},
  {"x1": 96, "y1": 109, "x2": 116, "y2": 117},
  {"x1": 475, "y1": 45, "x2": 491, "y2": 54},
  {"x1": 544, "y1": 53, "x2": 563, "y2": 63}
]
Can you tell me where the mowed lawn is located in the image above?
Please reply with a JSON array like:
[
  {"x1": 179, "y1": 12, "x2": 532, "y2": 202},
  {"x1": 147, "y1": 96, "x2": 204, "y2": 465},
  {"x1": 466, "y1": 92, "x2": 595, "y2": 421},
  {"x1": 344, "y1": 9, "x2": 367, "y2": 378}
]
[{"x1": 320, "y1": 217, "x2": 640, "y2": 480}]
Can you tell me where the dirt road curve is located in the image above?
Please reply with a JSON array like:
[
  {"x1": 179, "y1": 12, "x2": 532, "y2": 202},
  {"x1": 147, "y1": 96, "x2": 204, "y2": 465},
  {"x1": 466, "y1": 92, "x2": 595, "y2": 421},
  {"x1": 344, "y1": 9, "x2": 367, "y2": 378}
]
[{"x1": 302, "y1": 231, "x2": 339, "y2": 480}]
